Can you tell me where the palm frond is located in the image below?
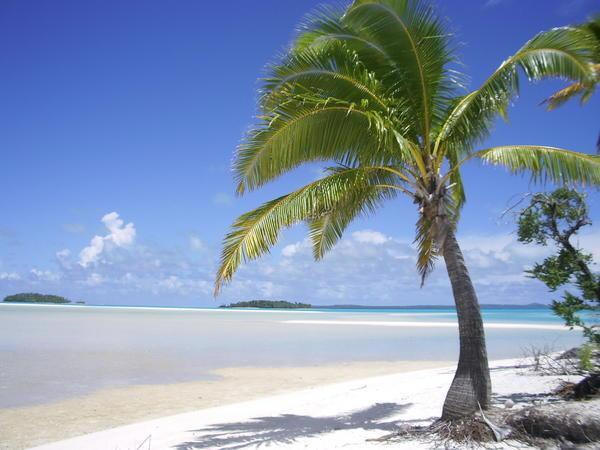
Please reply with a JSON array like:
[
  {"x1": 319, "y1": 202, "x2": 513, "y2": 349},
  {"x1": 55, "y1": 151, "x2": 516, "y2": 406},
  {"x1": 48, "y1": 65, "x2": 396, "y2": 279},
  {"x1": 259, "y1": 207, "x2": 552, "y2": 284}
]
[
  {"x1": 542, "y1": 63, "x2": 599, "y2": 110},
  {"x1": 308, "y1": 189, "x2": 390, "y2": 260},
  {"x1": 445, "y1": 148, "x2": 466, "y2": 213},
  {"x1": 435, "y1": 26, "x2": 596, "y2": 159},
  {"x1": 234, "y1": 100, "x2": 395, "y2": 194},
  {"x1": 415, "y1": 213, "x2": 437, "y2": 285},
  {"x1": 347, "y1": 0, "x2": 456, "y2": 152},
  {"x1": 215, "y1": 166, "x2": 407, "y2": 294},
  {"x1": 262, "y1": 44, "x2": 392, "y2": 113},
  {"x1": 476, "y1": 145, "x2": 600, "y2": 186},
  {"x1": 542, "y1": 82, "x2": 588, "y2": 110},
  {"x1": 540, "y1": 14, "x2": 600, "y2": 110}
]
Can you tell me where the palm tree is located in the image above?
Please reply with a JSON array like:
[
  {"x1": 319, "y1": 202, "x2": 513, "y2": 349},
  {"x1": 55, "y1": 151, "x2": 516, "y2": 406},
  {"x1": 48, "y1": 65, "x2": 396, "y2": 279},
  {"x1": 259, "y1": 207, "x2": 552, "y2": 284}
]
[{"x1": 215, "y1": 0, "x2": 600, "y2": 420}]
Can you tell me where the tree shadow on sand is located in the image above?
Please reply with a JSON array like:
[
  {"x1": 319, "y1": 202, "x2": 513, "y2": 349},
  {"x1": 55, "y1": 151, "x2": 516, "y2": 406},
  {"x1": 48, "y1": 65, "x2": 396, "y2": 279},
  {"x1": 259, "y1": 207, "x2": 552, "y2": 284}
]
[{"x1": 174, "y1": 402, "x2": 411, "y2": 449}]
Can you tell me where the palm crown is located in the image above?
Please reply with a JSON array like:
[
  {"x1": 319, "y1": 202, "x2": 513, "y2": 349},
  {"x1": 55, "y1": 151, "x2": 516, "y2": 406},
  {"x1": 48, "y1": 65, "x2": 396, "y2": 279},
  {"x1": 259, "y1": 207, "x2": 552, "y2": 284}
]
[{"x1": 215, "y1": 0, "x2": 600, "y2": 295}]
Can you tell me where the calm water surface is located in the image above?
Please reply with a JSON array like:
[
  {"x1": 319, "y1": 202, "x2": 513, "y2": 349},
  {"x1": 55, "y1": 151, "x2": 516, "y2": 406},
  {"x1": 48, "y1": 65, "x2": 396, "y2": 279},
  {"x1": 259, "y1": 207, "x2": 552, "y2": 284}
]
[{"x1": 0, "y1": 304, "x2": 584, "y2": 408}]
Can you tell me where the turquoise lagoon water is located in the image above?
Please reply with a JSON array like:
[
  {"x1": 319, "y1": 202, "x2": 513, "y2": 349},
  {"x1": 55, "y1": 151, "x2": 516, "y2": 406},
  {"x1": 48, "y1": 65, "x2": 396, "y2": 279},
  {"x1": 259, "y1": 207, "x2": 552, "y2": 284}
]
[{"x1": 0, "y1": 303, "x2": 587, "y2": 408}]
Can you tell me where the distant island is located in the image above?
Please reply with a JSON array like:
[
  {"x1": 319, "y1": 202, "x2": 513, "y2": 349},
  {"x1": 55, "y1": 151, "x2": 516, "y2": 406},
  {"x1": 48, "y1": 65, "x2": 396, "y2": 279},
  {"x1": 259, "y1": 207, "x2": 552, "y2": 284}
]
[
  {"x1": 311, "y1": 303, "x2": 550, "y2": 310},
  {"x1": 3, "y1": 293, "x2": 72, "y2": 304},
  {"x1": 221, "y1": 300, "x2": 311, "y2": 309}
]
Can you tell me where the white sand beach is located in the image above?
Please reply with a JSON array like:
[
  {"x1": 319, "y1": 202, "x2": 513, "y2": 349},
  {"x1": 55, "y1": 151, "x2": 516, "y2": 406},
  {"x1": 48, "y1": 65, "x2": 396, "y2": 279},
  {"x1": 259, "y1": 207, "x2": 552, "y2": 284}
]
[
  {"x1": 27, "y1": 357, "x2": 581, "y2": 450},
  {"x1": 0, "y1": 360, "x2": 447, "y2": 450}
]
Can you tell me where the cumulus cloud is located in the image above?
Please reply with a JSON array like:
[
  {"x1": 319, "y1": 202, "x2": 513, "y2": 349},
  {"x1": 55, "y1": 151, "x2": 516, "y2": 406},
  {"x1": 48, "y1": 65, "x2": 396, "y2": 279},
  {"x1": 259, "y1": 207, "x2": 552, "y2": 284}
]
[
  {"x1": 79, "y1": 212, "x2": 136, "y2": 267},
  {"x1": 190, "y1": 235, "x2": 204, "y2": 251},
  {"x1": 83, "y1": 273, "x2": 104, "y2": 286},
  {"x1": 220, "y1": 228, "x2": 564, "y2": 306},
  {"x1": 577, "y1": 231, "x2": 600, "y2": 262},
  {"x1": 282, "y1": 239, "x2": 311, "y2": 258},
  {"x1": 0, "y1": 272, "x2": 20, "y2": 281},
  {"x1": 30, "y1": 268, "x2": 60, "y2": 282},
  {"x1": 352, "y1": 230, "x2": 389, "y2": 245},
  {"x1": 9, "y1": 214, "x2": 590, "y2": 306},
  {"x1": 56, "y1": 249, "x2": 72, "y2": 269}
]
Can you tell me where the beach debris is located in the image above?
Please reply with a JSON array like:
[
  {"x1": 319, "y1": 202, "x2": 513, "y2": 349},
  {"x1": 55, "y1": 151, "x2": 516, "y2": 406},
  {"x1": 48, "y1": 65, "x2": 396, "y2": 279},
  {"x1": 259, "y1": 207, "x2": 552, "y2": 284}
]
[
  {"x1": 504, "y1": 399, "x2": 515, "y2": 409},
  {"x1": 558, "y1": 347, "x2": 580, "y2": 360},
  {"x1": 135, "y1": 434, "x2": 152, "y2": 450},
  {"x1": 574, "y1": 373, "x2": 600, "y2": 399},
  {"x1": 479, "y1": 403, "x2": 512, "y2": 442},
  {"x1": 506, "y1": 398, "x2": 600, "y2": 443}
]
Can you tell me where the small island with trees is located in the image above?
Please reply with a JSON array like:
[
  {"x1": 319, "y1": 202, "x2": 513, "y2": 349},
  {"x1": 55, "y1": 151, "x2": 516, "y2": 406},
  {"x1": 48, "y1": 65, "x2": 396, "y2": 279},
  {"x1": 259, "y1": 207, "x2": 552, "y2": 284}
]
[
  {"x1": 221, "y1": 300, "x2": 311, "y2": 309},
  {"x1": 3, "y1": 293, "x2": 74, "y2": 304}
]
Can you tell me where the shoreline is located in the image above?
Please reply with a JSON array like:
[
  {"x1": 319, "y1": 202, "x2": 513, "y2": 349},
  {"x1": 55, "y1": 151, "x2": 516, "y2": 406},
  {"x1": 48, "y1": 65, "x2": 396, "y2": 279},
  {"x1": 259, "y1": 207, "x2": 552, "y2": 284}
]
[
  {"x1": 0, "y1": 302, "x2": 321, "y2": 314},
  {"x1": 29, "y1": 356, "x2": 579, "y2": 450},
  {"x1": 285, "y1": 319, "x2": 570, "y2": 330},
  {"x1": 0, "y1": 360, "x2": 449, "y2": 450}
]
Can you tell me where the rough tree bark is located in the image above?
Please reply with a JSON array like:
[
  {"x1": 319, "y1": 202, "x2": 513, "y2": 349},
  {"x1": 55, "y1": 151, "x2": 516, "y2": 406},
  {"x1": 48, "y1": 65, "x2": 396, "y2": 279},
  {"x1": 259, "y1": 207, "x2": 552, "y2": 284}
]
[{"x1": 441, "y1": 229, "x2": 492, "y2": 420}]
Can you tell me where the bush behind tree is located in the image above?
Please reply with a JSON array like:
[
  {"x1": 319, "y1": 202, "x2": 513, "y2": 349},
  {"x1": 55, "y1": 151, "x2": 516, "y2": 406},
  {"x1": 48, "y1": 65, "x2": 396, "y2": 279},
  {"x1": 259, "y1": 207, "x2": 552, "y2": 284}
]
[{"x1": 517, "y1": 188, "x2": 599, "y2": 344}]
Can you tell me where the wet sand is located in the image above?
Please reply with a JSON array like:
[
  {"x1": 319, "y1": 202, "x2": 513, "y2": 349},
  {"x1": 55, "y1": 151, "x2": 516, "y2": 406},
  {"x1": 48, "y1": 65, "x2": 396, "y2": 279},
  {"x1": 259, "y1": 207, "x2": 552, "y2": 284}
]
[{"x1": 0, "y1": 360, "x2": 449, "y2": 449}]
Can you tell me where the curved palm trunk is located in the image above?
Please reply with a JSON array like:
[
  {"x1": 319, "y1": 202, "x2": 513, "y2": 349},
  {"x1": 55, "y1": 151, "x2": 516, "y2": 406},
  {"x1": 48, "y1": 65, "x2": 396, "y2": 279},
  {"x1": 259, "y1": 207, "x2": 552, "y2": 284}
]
[{"x1": 441, "y1": 229, "x2": 491, "y2": 420}]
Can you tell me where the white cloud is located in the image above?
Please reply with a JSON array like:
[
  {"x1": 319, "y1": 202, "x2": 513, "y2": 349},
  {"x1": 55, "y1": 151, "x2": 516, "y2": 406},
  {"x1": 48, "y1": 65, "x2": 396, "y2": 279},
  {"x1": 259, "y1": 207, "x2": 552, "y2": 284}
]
[
  {"x1": 156, "y1": 275, "x2": 211, "y2": 295},
  {"x1": 102, "y1": 212, "x2": 136, "y2": 247},
  {"x1": 220, "y1": 228, "x2": 567, "y2": 306},
  {"x1": 158, "y1": 275, "x2": 182, "y2": 291},
  {"x1": 0, "y1": 272, "x2": 20, "y2": 281},
  {"x1": 458, "y1": 234, "x2": 514, "y2": 253},
  {"x1": 577, "y1": 231, "x2": 600, "y2": 262},
  {"x1": 30, "y1": 268, "x2": 60, "y2": 282},
  {"x1": 56, "y1": 249, "x2": 72, "y2": 269},
  {"x1": 190, "y1": 235, "x2": 204, "y2": 251},
  {"x1": 352, "y1": 230, "x2": 389, "y2": 245},
  {"x1": 84, "y1": 273, "x2": 104, "y2": 286},
  {"x1": 56, "y1": 248, "x2": 71, "y2": 260},
  {"x1": 79, "y1": 212, "x2": 136, "y2": 267},
  {"x1": 79, "y1": 235, "x2": 105, "y2": 267},
  {"x1": 282, "y1": 239, "x2": 311, "y2": 257}
]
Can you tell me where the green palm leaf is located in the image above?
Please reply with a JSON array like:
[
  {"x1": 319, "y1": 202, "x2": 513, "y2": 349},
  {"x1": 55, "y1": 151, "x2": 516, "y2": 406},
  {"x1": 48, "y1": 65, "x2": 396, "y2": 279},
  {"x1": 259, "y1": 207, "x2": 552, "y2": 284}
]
[
  {"x1": 234, "y1": 101, "x2": 394, "y2": 194},
  {"x1": 476, "y1": 145, "x2": 600, "y2": 185},
  {"x1": 435, "y1": 26, "x2": 595, "y2": 158},
  {"x1": 215, "y1": 166, "x2": 405, "y2": 294},
  {"x1": 542, "y1": 16, "x2": 600, "y2": 110},
  {"x1": 308, "y1": 169, "x2": 399, "y2": 259},
  {"x1": 262, "y1": 44, "x2": 391, "y2": 113}
]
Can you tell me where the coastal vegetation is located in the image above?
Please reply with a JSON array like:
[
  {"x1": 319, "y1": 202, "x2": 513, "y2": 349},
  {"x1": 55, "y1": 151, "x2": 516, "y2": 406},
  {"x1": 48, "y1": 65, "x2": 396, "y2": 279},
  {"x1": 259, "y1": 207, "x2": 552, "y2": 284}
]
[
  {"x1": 215, "y1": 0, "x2": 600, "y2": 420},
  {"x1": 3, "y1": 293, "x2": 71, "y2": 304},
  {"x1": 517, "y1": 188, "x2": 600, "y2": 344},
  {"x1": 221, "y1": 300, "x2": 311, "y2": 309}
]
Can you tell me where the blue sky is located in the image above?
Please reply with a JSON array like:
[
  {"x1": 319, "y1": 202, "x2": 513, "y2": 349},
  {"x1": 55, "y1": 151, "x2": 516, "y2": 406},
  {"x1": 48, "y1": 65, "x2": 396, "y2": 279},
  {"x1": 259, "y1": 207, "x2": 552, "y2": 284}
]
[{"x1": 1, "y1": 0, "x2": 599, "y2": 306}]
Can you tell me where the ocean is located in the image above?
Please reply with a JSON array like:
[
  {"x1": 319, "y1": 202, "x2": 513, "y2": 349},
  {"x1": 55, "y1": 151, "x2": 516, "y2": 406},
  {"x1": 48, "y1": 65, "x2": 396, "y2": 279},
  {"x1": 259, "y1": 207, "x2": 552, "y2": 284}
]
[{"x1": 0, "y1": 303, "x2": 585, "y2": 409}]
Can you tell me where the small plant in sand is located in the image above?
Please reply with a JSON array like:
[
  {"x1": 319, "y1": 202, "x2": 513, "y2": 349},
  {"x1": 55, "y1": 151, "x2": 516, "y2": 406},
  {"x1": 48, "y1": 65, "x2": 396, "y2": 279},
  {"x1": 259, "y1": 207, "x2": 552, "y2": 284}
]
[
  {"x1": 579, "y1": 342, "x2": 599, "y2": 372},
  {"x1": 521, "y1": 344, "x2": 578, "y2": 376}
]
